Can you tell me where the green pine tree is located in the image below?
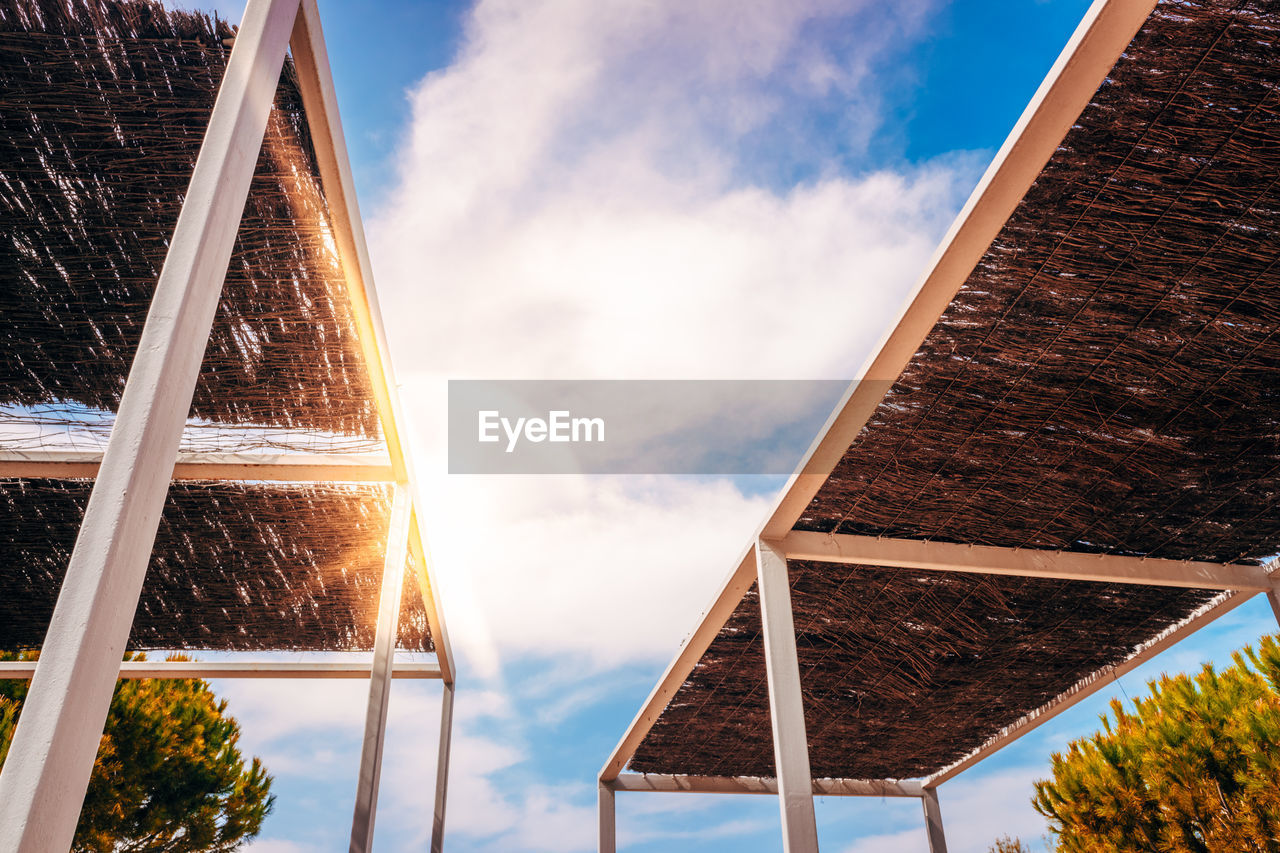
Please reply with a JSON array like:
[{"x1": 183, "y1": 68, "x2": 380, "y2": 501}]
[
  {"x1": 0, "y1": 652, "x2": 274, "y2": 852},
  {"x1": 1033, "y1": 634, "x2": 1280, "y2": 852},
  {"x1": 988, "y1": 836, "x2": 1033, "y2": 853},
  {"x1": 0, "y1": 693, "x2": 16, "y2": 767}
]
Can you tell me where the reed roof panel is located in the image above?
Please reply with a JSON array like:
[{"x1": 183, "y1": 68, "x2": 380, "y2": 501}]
[
  {"x1": 0, "y1": 479, "x2": 432, "y2": 652},
  {"x1": 798, "y1": 0, "x2": 1280, "y2": 562},
  {"x1": 635, "y1": 0, "x2": 1280, "y2": 777},
  {"x1": 0, "y1": 0, "x2": 380, "y2": 441},
  {"x1": 630, "y1": 562, "x2": 1221, "y2": 779}
]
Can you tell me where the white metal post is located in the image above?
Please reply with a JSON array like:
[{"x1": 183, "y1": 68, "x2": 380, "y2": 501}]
[
  {"x1": 288, "y1": 0, "x2": 457, "y2": 686},
  {"x1": 0, "y1": 3, "x2": 299, "y2": 850},
  {"x1": 430, "y1": 680, "x2": 455, "y2": 853},
  {"x1": 599, "y1": 779, "x2": 617, "y2": 853},
  {"x1": 349, "y1": 487, "x2": 412, "y2": 853},
  {"x1": 757, "y1": 539, "x2": 820, "y2": 852},
  {"x1": 922, "y1": 787, "x2": 947, "y2": 852}
]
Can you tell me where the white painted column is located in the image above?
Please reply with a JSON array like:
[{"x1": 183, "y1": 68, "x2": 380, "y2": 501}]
[
  {"x1": 0, "y1": 3, "x2": 299, "y2": 850},
  {"x1": 757, "y1": 539, "x2": 820, "y2": 852},
  {"x1": 922, "y1": 787, "x2": 947, "y2": 853},
  {"x1": 598, "y1": 779, "x2": 617, "y2": 853},
  {"x1": 349, "y1": 487, "x2": 412, "y2": 853},
  {"x1": 430, "y1": 680, "x2": 455, "y2": 853}
]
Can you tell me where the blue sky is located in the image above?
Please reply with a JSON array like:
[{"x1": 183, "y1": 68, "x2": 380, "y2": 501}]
[{"x1": 171, "y1": 1, "x2": 1279, "y2": 850}]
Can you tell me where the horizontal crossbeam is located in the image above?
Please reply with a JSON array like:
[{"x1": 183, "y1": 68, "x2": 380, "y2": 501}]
[
  {"x1": 287, "y1": 0, "x2": 456, "y2": 686},
  {"x1": 774, "y1": 531, "x2": 1271, "y2": 591},
  {"x1": 609, "y1": 772, "x2": 924, "y2": 798},
  {"x1": 0, "y1": 450, "x2": 395, "y2": 482},
  {"x1": 0, "y1": 660, "x2": 441, "y2": 680}
]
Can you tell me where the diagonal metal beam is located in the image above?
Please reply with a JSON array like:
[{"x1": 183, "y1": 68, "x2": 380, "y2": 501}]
[
  {"x1": 600, "y1": 544, "x2": 757, "y2": 782},
  {"x1": 409, "y1": 511, "x2": 455, "y2": 684},
  {"x1": 289, "y1": 0, "x2": 455, "y2": 684},
  {"x1": 0, "y1": 2, "x2": 301, "y2": 849},
  {"x1": 775, "y1": 531, "x2": 1271, "y2": 591},
  {"x1": 600, "y1": 0, "x2": 1160, "y2": 785},
  {"x1": 758, "y1": 0, "x2": 1157, "y2": 542}
]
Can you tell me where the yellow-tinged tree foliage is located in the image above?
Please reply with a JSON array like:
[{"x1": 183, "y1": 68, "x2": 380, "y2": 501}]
[
  {"x1": 0, "y1": 652, "x2": 273, "y2": 852},
  {"x1": 1033, "y1": 634, "x2": 1280, "y2": 852},
  {"x1": 0, "y1": 693, "x2": 15, "y2": 766}
]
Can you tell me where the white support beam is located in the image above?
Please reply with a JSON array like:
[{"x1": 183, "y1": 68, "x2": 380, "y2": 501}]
[
  {"x1": 925, "y1": 590, "x2": 1253, "y2": 786},
  {"x1": 758, "y1": 0, "x2": 1155, "y2": 542},
  {"x1": 289, "y1": 0, "x2": 455, "y2": 684},
  {"x1": 610, "y1": 773, "x2": 925, "y2": 798},
  {"x1": 818, "y1": 777, "x2": 919, "y2": 798},
  {"x1": 922, "y1": 788, "x2": 947, "y2": 853},
  {"x1": 349, "y1": 487, "x2": 411, "y2": 853},
  {"x1": 0, "y1": 450, "x2": 394, "y2": 482},
  {"x1": 410, "y1": 513, "x2": 455, "y2": 684},
  {"x1": 0, "y1": 2, "x2": 300, "y2": 849},
  {"x1": 600, "y1": 545, "x2": 757, "y2": 782},
  {"x1": 757, "y1": 539, "x2": 820, "y2": 852},
  {"x1": 602, "y1": 1, "x2": 1160, "y2": 782},
  {"x1": 0, "y1": 660, "x2": 441, "y2": 680},
  {"x1": 430, "y1": 681, "x2": 455, "y2": 853},
  {"x1": 777, "y1": 531, "x2": 1271, "y2": 591},
  {"x1": 288, "y1": 0, "x2": 405, "y2": 481},
  {"x1": 598, "y1": 780, "x2": 616, "y2": 853}
]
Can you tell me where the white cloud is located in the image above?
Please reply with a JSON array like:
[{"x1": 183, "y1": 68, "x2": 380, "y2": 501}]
[
  {"x1": 241, "y1": 840, "x2": 320, "y2": 853},
  {"x1": 224, "y1": 0, "x2": 986, "y2": 848},
  {"x1": 352, "y1": 0, "x2": 979, "y2": 841},
  {"x1": 369, "y1": 0, "x2": 976, "y2": 673},
  {"x1": 370, "y1": 0, "x2": 967, "y2": 382},
  {"x1": 376, "y1": 164, "x2": 965, "y2": 383},
  {"x1": 415, "y1": 472, "x2": 771, "y2": 674}
]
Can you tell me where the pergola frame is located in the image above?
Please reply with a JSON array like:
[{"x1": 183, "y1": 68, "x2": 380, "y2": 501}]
[
  {"x1": 0, "y1": 450, "x2": 396, "y2": 482},
  {"x1": 598, "y1": 0, "x2": 1280, "y2": 849},
  {"x1": 0, "y1": 2, "x2": 455, "y2": 852},
  {"x1": 0, "y1": 661, "x2": 443, "y2": 679}
]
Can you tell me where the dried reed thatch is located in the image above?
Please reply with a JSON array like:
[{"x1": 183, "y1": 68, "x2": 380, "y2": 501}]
[
  {"x1": 630, "y1": 563, "x2": 1219, "y2": 778},
  {"x1": 0, "y1": 479, "x2": 432, "y2": 652},
  {"x1": 799, "y1": 0, "x2": 1280, "y2": 564},
  {"x1": 0, "y1": 0, "x2": 380, "y2": 443},
  {"x1": 636, "y1": 0, "x2": 1280, "y2": 777}
]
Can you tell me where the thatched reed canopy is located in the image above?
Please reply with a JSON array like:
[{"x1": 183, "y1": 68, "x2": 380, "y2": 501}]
[
  {"x1": 0, "y1": 0, "x2": 434, "y2": 657},
  {"x1": 0, "y1": 480, "x2": 432, "y2": 652},
  {"x1": 0, "y1": 0, "x2": 379, "y2": 445},
  {"x1": 630, "y1": 0, "x2": 1280, "y2": 781},
  {"x1": 632, "y1": 566, "x2": 1220, "y2": 778}
]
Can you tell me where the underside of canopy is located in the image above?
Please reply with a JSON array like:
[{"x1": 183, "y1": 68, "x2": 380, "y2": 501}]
[
  {"x1": 0, "y1": 0, "x2": 450, "y2": 662},
  {"x1": 611, "y1": 0, "x2": 1280, "y2": 799}
]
